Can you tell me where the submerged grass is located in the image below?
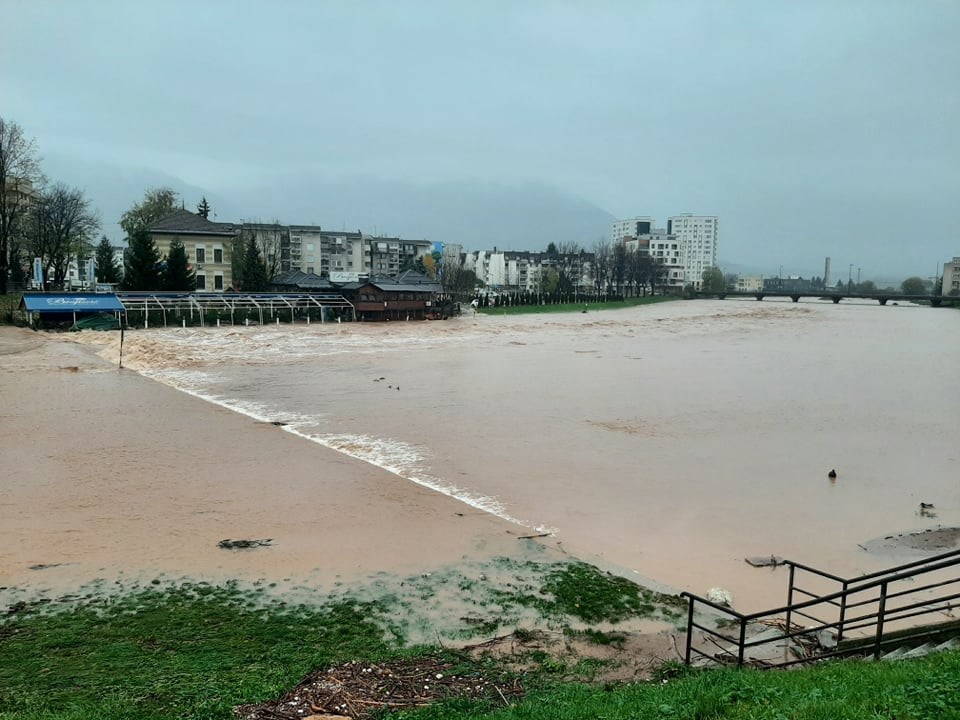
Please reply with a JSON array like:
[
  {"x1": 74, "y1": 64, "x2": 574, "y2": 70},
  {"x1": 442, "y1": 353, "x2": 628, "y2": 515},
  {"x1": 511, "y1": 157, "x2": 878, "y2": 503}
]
[
  {"x1": 486, "y1": 558, "x2": 685, "y2": 626},
  {"x1": 475, "y1": 295, "x2": 677, "y2": 316}
]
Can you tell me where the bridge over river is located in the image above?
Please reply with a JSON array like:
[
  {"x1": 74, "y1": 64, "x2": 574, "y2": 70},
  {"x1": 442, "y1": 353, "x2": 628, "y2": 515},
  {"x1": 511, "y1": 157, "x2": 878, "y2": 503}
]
[{"x1": 696, "y1": 291, "x2": 960, "y2": 306}]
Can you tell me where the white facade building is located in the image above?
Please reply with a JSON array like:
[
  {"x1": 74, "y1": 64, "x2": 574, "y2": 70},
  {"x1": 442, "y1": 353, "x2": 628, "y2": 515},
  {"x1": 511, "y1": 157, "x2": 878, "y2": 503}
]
[
  {"x1": 943, "y1": 257, "x2": 960, "y2": 296},
  {"x1": 611, "y1": 217, "x2": 654, "y2": 245},
  {"x1": 735, "y1": 275, "x2": 764, "y2": 293},
  {"x1": 667, "y1": 214, "x2": 719, "y2": 289}
]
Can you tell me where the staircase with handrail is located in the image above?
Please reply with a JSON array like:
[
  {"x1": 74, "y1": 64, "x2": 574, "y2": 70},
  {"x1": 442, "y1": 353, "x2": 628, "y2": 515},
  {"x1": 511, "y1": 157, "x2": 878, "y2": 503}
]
[{"x1": 681, "y1": 548, "x2": 960, "y2": 668}]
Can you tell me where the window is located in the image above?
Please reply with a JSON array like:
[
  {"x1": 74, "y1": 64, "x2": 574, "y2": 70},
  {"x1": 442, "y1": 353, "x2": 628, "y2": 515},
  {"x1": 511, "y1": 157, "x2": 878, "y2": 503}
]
[
  {"x1": 196, "y1": 248, "x2": 206, "y2": 263},
  {"x1": 214, "y1": 274, "x2": 223, "y2": 290},
  {"x1": 214, "y1": 248, "x2": 223, "y2": 263},
  {"x1": 306, "y1": 266, "x2": 314, "y2": 274},
  {"x1": 306, "y1": 243, "x2": 314, "y2": 251},
  {"x1": 196, "y1": 274, "x2": 206, "y2": 290}
]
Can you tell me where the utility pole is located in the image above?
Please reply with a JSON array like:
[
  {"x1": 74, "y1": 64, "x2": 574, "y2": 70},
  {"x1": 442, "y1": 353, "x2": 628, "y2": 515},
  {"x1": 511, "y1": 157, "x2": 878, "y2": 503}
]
[{"x1": 848, "y1": 264, "x2": 853, "y2": 292}]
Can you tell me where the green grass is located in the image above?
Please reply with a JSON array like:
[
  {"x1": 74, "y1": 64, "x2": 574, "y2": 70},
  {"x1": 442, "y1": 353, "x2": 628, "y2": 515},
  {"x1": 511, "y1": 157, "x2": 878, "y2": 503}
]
[
  {"x1": 475, "y1": 295, "x2": 678, "y2": 315},
  {"x1": 3, "y1": 573, "x2": 959, "y2": 719},
  {"x1": 0, "y1": 584, "x2": 397, "y2": 720},
  {"x1": 397, "y1": 652, "x2": 960, "y2": 719}
]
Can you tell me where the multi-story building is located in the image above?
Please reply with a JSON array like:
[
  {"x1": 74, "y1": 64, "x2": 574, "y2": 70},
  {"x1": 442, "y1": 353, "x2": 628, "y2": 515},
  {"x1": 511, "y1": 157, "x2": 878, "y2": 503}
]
[
  {"x1": 150, "y1": 210, "x2": 238, "y2": 291},
  {"x1": 614, "y1": 214, "x2": 719, "y2": 289},
  {"x1": 735, "y1": 276, "x2": 764, "y2": 293},
  {"x1": 241, "y1": 222, "x2": 289, "y2": 276},
  {"x1": 611, "y1": 217, "x2": 653, "y2": 245},
  {"x1": 943, "y1": 257, "x2": 960, "y2": 296},
  {"x1": 667, "y1": 214, "x2": 719, "y2": 289},
  {"x1": 465, "y1": 249, "x2": 593, "y2": 293},
  {"x1": 644, "y1": 229, "x2": 685, "y2": 289},
  {"x1": 362, "y1": 235, "x2": 433, "y2": 276}
]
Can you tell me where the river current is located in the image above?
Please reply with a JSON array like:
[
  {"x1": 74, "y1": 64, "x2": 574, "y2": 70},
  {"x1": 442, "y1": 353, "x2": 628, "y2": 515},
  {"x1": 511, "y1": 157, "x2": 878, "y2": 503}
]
[{"x1": 96, "y1": 299, "x2": 960, "y2": 610}]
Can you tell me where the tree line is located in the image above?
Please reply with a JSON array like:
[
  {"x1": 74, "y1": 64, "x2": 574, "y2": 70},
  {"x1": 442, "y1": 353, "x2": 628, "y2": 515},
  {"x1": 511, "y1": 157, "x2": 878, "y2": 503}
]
[{"x1": 0, "y1": 117, "x2": 101, "y2": 293}]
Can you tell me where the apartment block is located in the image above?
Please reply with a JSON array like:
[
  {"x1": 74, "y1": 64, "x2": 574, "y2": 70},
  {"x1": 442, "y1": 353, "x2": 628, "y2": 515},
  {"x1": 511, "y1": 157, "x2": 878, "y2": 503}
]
[
  {"x1": 944, "y1": 257, "x2": 960, "y2": 296},
  {"x1": 611, "y1": 217, "x2": 653, "y2": 244},
  {"x1": 667, "y1": 214, "x2": 719, "y2": 290}
]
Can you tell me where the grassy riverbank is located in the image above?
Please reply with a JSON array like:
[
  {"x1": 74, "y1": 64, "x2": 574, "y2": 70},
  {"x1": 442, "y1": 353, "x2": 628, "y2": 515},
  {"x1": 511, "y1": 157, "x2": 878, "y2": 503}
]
[
  {"x1": 3, "y1": 559, "x2": 958, "y2": 720},
  {"x1": 475, "y1": 295, "x2": 678, "y2": 316}
]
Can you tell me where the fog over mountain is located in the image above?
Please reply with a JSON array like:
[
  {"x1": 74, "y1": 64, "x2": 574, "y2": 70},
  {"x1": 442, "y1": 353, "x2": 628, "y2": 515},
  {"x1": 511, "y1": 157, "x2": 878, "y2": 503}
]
[{"x1": 44, "y1": 152, "x2": 616, "y2": 253}]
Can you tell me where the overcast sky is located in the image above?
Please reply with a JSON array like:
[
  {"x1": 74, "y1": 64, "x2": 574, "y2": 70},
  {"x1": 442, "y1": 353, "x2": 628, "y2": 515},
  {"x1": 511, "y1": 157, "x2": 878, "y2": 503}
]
[{"x1": 3, "y1": 1, "x2": 958, "y2": 280}]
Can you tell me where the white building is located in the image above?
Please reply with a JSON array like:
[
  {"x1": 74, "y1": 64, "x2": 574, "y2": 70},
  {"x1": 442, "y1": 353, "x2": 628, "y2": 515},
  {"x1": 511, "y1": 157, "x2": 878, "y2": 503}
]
[
  {"x1": 611, "y1": 217, "x2": 654, "y2": 245},
  {"x1": 643, "y1": 229, "x2": 685, "y2": 289},
  {"x1": 735, "y1": 275, "x2": 764, "y2": 293},
  {"x1": 943, "y1": 257, "x2": 960, "y2": 296},
  {"x1": 667, "y1": 214, "x2": 719, "y2": 289}
]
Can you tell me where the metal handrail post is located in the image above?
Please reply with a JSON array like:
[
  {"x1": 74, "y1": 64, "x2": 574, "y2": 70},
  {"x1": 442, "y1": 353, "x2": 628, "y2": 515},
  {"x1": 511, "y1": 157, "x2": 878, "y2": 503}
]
[
  {"x1": 737, "y1": 617, "x2": 747, "y2": 668},
  {"x1": 685, "y1": 598, "x2": 695, "y2": 665},
  {"x1": 786, "y1": 563, "x2": 796, "y2": 631},
  {"x1": 837, "y1": 580, "x2": 849, "y2": 643},
  {"x1": 874, "y1": 581, "x2": 888, "y2": 660}
]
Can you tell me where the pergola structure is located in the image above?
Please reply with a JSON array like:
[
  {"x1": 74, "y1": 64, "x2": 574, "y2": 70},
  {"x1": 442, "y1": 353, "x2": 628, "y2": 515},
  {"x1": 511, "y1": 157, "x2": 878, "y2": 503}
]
[{"x1": 115, "y1": 292, "x2": 355, "y2": 327}]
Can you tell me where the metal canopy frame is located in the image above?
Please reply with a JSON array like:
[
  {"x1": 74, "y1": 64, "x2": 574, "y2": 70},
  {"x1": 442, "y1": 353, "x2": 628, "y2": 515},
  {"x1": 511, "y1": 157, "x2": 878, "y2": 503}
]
[{"x1": 115, "y1": 292, "x2": 355, "y2": 327}]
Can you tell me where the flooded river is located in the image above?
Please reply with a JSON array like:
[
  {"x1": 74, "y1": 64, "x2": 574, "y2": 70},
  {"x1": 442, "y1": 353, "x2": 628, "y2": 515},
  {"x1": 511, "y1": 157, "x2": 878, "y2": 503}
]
[{"x1": 76, "y1": 298, "x2": 960, "y2": 610}]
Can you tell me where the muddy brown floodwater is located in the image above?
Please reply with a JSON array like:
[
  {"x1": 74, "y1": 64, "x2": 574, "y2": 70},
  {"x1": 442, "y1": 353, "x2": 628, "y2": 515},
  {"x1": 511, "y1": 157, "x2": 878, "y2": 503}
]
[{"x1": 3, "y1": 299, "x2": 959, "y2": 612}]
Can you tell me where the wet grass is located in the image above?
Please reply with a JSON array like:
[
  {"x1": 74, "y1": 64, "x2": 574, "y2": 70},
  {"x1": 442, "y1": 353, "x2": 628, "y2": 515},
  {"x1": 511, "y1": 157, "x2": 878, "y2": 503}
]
[
  {"x1": 486, "y1": 558, "x2": 685, "y2": 626},
  {"x1": 397, "y1": 651, "x2": 960, "y2": 719},
  {"x1": 0, "y1": 560, "x2": 678, "y2": 719},
  {"x1": 4, "y1": 563, "x2": 958, "y2": 720},
  {"x1": 0, "y1": 584, "x2": 398, "y2": 720},
  {"x1": 475, "y1": 295, "x2": 677, "y2": 315}
]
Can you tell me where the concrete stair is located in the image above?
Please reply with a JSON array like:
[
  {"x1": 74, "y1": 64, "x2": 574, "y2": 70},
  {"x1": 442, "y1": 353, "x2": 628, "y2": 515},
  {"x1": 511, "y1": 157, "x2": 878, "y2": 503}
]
[{"x1": 881, "y1": 637, "x2": 960, "y2": 662}]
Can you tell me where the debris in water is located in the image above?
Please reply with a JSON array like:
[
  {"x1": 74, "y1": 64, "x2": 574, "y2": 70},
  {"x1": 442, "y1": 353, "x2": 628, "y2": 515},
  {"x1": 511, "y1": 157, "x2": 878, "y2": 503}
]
[
  {"x1": 706, "y1": 587, "x2": 733, "y2": 606},
  {"x1": 745, "y1": 555, "x2": 785, "y2": 568},
  {"x1": 218, "y1": 538, "x2": 273, "y2": 550}
]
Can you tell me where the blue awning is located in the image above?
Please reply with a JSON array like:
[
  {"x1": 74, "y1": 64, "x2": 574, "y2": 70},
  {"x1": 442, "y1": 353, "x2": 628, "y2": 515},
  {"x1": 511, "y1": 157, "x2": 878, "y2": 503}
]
[{"x1": 20, "y1": 293, "x2": 126, "y2": 313}]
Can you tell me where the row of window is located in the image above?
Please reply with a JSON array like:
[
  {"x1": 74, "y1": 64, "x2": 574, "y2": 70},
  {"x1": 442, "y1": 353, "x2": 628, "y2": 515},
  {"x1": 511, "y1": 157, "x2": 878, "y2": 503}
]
[
  {"x1": 195, "y1": 274, "x2": 224, "y2": 290},
  {"x1": 195, "y1": 248, "x2": 223, "y2": 264}
]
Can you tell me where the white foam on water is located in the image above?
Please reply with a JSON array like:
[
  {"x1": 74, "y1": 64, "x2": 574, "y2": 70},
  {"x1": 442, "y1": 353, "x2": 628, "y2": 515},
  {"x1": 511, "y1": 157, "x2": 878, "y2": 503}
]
[{"x1": 133, "y1": 366, "x2": 549, "y2": 533}]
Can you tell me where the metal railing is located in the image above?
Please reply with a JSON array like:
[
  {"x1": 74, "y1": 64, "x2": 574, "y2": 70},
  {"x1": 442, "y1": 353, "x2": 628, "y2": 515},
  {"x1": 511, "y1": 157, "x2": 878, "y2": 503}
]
[{"x1": 682, "y1": 548, "x2": 960, "y2": 669}]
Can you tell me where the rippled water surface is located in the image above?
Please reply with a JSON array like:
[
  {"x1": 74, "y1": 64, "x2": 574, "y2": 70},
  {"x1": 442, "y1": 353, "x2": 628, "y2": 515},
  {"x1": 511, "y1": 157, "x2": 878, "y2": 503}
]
[{"x1": 83, "y1": 299, "x2": 960, "y2": 610}]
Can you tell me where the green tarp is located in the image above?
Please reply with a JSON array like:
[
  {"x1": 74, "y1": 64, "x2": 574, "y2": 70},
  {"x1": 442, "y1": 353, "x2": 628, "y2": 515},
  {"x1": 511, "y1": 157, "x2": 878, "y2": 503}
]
[{"x1": 69, "y1": 313, "x2": 121, "y2": 331}]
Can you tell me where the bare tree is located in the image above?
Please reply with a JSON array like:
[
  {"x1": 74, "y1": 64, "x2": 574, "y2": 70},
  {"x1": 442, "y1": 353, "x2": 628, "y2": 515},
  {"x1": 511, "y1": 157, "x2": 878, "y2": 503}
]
[
  {"x1": 611, "y1": 243, "x2": 626, "y2": 295},
  {"x1": 0, "y1": 118, "x2": 44, "y2": 293},
  {"x1": 238, "y1": 221, "x2": 286, "y2": 282},
  {"x1": 554, "y1": 241, "x2": 582, "y2": 294},
  {"x1": 120, "y1": 187, "x2": 178, "y2": 239},
  {"x1": 27, "y1": 183, "x2": 100, "y2": 288},
  {"x1": 591, "y1": 239, "x2": 611, "y2": 294},
  {"x1": 439, "y1": 255, "x2": 478, "y2": 296}
]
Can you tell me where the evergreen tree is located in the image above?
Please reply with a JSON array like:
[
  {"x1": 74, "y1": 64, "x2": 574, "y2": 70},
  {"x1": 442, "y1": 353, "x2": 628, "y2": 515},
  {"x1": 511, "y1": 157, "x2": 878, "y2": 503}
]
[
  {"x1": 239, "y1": 234, "x2": 269, "y2": 291},
  {"x1": 162, "y1": 237, "x2": 196, "y2": 290},
  {"x1": 122, "y1": 228, "x2": 162, "y2": 290},
  {"x1": 94, "y1": 234, "x2": 121, "y2": 285},
  {"x1": 196, "y1": 196, "x2": 211, "y2": 219}
]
